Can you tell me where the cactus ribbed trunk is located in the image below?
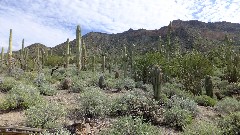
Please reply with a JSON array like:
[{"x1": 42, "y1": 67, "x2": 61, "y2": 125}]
[
  {"x1": 1, "y1": 47, "x2": 4, "y2": 66},
  {"x1": 152, "y1": 65, "x2": 163, "y2": 101},
  {"x1": 92, "y1": 56, "x2": 95, "y2": 72},
  {"x1": 81, "y1": 39, "x2": 87, "y2": 70},
  {"x1": 123, "y1": 46, "x2": 127, "y2": 78},
  {"x1": 8, "y1": 29, "x2": 13, "y2": 73},
  {"x1": 205, "y1": 75, "x2": 213, "y2": 98},
  {"x1": 66, "y1": 38, "x2": 70, "y2": 68},
  {"x1": 76, "y1": 25, "x2": 82, "y2": 71},
  {"x1": 102, "y1": 53, "x2": 106, "y2": 73}
]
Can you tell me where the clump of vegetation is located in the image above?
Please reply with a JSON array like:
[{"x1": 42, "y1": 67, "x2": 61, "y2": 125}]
[
  {"x1": 195, "y1": 95, "x2": 217, "y2": 107},
  {"x1": 218, "y1": 112, "x2": 240, "y2": 135},
  {"x1": 38, "y1": 83, "x2": 57, "y2": 96},
  {"x1": 215, "y1": 97, "x2": 240, "y2": 114},
  {"x1": 100, "y1": 116, "x2": 162, "y2": 135},
  {"x1": 0, "y1": 77, "x2": 17, "y2": 92},
  {"x1": 25, "y1": 102, "x2": 67, "y2": 129},
  {"x1": 183, "y1": 120, "x2": 222, "y2": 135},
  {"x1": 0, "y1": 83, "x2": 43, "y2": 110},
  {"x1": 78, "y1": 86, "x2": 111, "y2": 118},
  {"x1": 163, "y1": 106, "x2": 193, "y2": 130}
]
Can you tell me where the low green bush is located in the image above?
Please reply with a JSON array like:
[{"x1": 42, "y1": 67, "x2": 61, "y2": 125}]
[
  {"x1": 38, "y1": 83, "x2": 57, "y2": 96},
  {"x1": 215, "y1": 97, "x2": 240, "y2": 114},
  {"x1": 0, "y1": 84, "x2": 43, "y2": 110},
  {"x1": 165, "y1": 95, "x2": 198, "y2": 116},
  {"x1": 218, "y1": 112, "x2": 240, "y2": 135},
  {"x1": 183, "y1": 120, "x2": 222, "y2": 135},
  {"x1": 100, "y1": 116, "x2": 162, "y2": 135},
  {"x1": 0, "y1": 77, "x2": 17, "y2": 92},
  {"x1": 163, "y1": 106, "x2": 193, "y2": 130},
  {"x1": 195, "y1": 95, "x2": 217, "y2": 107},
  {"x1": 25, "y1": 102, "x2": 67, "y2": 129},
  {"x1": 115, "y1": 77, "x2": 136, "y2": 90},
  {"x1": 78, "y1": 87, "x2": 111, "y2": 118}
]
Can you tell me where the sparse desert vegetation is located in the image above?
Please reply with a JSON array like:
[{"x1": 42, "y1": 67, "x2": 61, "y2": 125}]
[{"x1": 0, "y1": 21, "x2": 240, "y2": 135}]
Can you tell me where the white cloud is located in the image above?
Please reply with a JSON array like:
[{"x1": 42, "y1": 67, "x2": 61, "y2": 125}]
[{"x1": 0, "y1": 0, "x2": 239, "y2": 51}]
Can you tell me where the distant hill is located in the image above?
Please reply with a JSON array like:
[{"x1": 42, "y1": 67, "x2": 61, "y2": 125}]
[{"x1": 19, "y1": 20, "x2": 240, "y2": 57}]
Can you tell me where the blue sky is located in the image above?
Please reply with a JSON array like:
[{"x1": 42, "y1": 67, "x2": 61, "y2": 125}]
[{"x1": 0, "y1": 0, "x2": 239, "y2": 51}]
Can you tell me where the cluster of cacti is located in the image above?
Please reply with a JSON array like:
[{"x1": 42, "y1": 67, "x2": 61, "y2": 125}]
[
  {"x1": 205, "y1": 75, "x2": 213, "y2": 98},
  {"x1": 152, "y1": 65, "x2": 163, "y2": 101}
]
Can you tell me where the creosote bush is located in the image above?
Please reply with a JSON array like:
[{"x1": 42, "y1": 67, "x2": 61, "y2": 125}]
[
  {"x1": 0, "y1": 83, "x2": 43, "y2": 110},
  {"x1": 100, "y1": 116, "x2": 162, "y2": 135},
  {"x1": 183, "y1": 120, "x2": 222, "y2": 135},
  {"x1": 0, "y1": 77, "x2": 17, "y2": 92},
  {"x1": 38, "y1": 83, "x2": 57, "y2": 96},
  {"x1": 25, "y1": 101, "x2": 67, "y2": 129},
  {"x1": 194, "y1": 95, "x2": 217, "y2": 107},
  {"x1": 218, "y1": 112, "x2": 240, "y2": 135},
  {"x1": 78, "y1": 86, "x2": 111, "y2": 118},
  {"x1": 215, "y1": 97, "x2": 240, "y2": 114}
]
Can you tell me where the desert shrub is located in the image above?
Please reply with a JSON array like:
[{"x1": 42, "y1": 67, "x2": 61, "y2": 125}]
[
  {"x1": 218, "y1": 112, "x2": 240, "y2": 135},
  {"x1": 0, "y1": 84, "x2": 43, "y2": 110},
  {"x1": 45, "y1": 55, "x2": 65, "y2": 68},
  {"x1": 215, "y1": 97, "x2": 240, "y2": 114},
  {"x1": 183, "y1": 120, "x2": 222, "y2": 135},
  {"x1": 9, "y1": 67, "x2": 25, "y2": 80},
  {"x1": 78, "y1": 87, "x2": 111, "y2": 118},
  {"x1": 110, "y1": 89, "x2": 164, "y2": 124},
  {"x1": 115, "y1": 77, "x2": 136, "y2": 90},
  {"x1": 162, "y1": 82, "x2": 193, "y2": 99},
  {"x1": 175, "y1": 51, "x2": 213, "y2": 95},
  {"x1": 163, "y1": 106, "x2": 193, "y2": 130},
  {"x1": 195, "y1": 95, "x2": 217, "y2": 107},
  {"x1": 40, "y1": 128, "x2": 71, "y2": 135},
  {"x1": 165, "y1": 95, "x2": 198, "y2": 116},
  {"x1": 34, "y1": 73, "x2": 47, "y2": 87},
  {"x1": 70, "y1": 77, "x2": 86, "y2": 93},
  {"x1": 100, "y1": 116, "x2": 162, "y2": 135},
  {"x1": 38, "y1": 83, "x2": 57, "y2": 96},
  {"x1": 25, "y1": 102, "x2": 66, "y2": 129},
  {"x1": 0, "y1": 77, "x2": 17, "y2": 92}
]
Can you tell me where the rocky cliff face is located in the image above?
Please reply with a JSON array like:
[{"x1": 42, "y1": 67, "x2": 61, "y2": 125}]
[{"x1": 23, "y1": 20, "x2": 240, "y2": 56}]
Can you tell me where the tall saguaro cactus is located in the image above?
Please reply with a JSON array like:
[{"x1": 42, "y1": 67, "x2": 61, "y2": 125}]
[
  {"x1": 76, "y1": 25, "x2": 82, "y2": 71},
  {"x1": 1, "y1": 47, "x2": 4, "y2": 66},
  {"x1": 8, "y1": 29, "x2": 13, "y2": 72},
  {"x1": 123, "y1": 46, "x2": 128, "y2": 78},
  {"x1": 66, "y1": 38, "x2": 70, "y2": 68},
  {"x1": 92, "y1": 56, "x2": 95, "y2": 72},
  {"x1": 102, "y1": 53, "x2": 106, "y2": 73},
  {"x1": 81, "y1": 39, "x2": 87, "y2": 70},
  {"x1": 152, "y1": 65, "x2": 163, "y2": 101}
]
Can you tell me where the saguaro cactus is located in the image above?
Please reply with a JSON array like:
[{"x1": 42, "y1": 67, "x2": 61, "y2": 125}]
[
  {"x1": 81, "y1": 39, "x2": 87, "y2": 70},
  {"x1": 152, "y1": 65, "x2": 163, "y2": 101},
  {"x1": 8, "y1": 29, "x2": 13, "y2": 72},
  {"x1": 76, "y1": 25, "x2": 82, "y2": 71},
  {"x1": 92, "y1": 56, "x2": 95, "y2": 72},
  {"x1": 205, "y1": 75, "x2": 213, "y2": 98},
  {"x1": 102, "y1": 53, "x2": 106, "y2": 73},
  {"x1": 1, "y1": 47, "x2": 4, "y2": 66},
  {"x1": 123, "y1": 46, "x2": 128, "y2": 78},
  {"x1": 66, "y1": 38, "x2": 70, "y2": 68}
]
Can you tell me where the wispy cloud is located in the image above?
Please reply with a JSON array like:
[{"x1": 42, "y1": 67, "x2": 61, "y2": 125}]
[{"x1": 0, "y1": 0, "x2": 239, "y2": 51}]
